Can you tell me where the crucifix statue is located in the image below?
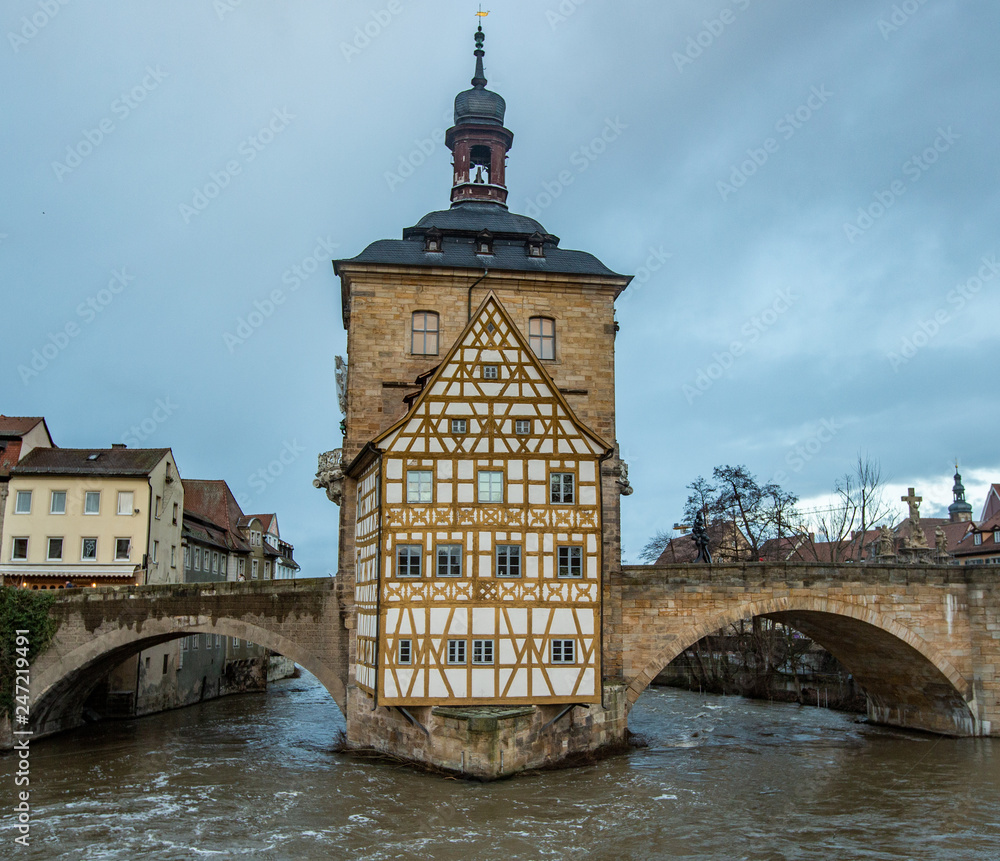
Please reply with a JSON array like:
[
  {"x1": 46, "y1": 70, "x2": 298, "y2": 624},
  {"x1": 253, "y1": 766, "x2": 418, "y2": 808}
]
[
  {"x1": 901, "y1": 487, "x2": 922, "y2": 524},
  {"x1": 692, "y1": 508, "x2": 712, "y2": 564}
]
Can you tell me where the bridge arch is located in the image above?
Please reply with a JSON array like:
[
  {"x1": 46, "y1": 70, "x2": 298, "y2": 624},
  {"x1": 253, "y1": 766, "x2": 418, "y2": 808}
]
[
  {"x1": 627, "y1": 595, "x2": 980, "y2": 737},
  {"x1": 29, "y1": 614, "x2": 347, "y2": 740}
]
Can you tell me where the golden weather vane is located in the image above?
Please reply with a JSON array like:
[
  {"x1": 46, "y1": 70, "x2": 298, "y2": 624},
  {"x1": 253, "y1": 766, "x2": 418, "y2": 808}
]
[{"x1": 476, "y1": 6, "x2": 490, "y2": 17}]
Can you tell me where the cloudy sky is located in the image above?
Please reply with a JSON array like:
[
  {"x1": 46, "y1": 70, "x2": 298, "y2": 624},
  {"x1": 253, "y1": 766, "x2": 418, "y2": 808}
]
[{"x1": 3, "y1": 0, "x2": 998, "y2": 571}]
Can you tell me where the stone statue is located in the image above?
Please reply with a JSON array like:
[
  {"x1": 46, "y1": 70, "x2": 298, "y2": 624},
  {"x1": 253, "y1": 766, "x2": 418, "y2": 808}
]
[
  {"x1": 314, "y1": 449, "x2": 345, "y2": 506},
  {"x1": 875, "y1": 525, "x2": 895, "y2": 559},
  {"x1": 692, "y1": 509, "x2": 712, "y2": 564},
  {"x1": 335, "y1": 356, "x2": 348, "y2": 416},
  {"x1": 935, "y1": 526, "x2": 949, "y2": 555},
  {"x1": 615, "y1": 458, "x2": 633, "y2": 496}
]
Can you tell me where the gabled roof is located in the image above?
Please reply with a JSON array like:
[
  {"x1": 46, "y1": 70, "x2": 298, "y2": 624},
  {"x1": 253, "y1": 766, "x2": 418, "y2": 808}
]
[
  {"x1": 239, "y1": 513, "x2": 277, "y2": 535},
  {"x1": 355, "y1": 291, "x2": 612, "y2": 470},
  {"x1": 12, "y1": 447, "x2": 171, "y2": 477},
  {"x1": 981, "y1": 484, "x2": 1000, "y2": 523},
  {"x1": 182, "y1": 479, "x2": 249, "y2": 552},
  {"x1": 0, "y1": 416, "x2": 47, "y2": 437},
  {"x1": 0, "y1": 416, "x2": 55, "y2": 479}
]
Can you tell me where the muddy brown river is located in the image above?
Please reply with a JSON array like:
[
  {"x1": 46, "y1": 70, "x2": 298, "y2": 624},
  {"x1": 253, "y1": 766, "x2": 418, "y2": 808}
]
[{"x1": 2, "y1": 671, "x2": 998, "y2": 859}]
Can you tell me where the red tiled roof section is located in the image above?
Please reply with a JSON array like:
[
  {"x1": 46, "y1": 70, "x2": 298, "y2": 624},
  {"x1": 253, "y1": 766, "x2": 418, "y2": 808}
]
[
  {"x1": 13, "y1": 447, "x2": 170, "y2": 476},
  {"x1": 0, "y1": 416, "x2": 45, "y2": 436},
  {"x1": 239, "y1": 513, "x2": 275, "y2": 531},
  {"x1": 182, "y1": 479, "x2": 245, "y2": 534}
]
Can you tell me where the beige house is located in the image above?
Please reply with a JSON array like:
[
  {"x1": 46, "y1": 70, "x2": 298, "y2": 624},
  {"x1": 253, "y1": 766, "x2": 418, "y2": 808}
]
[{"x1": 1, "y1": 445, "x2": 183, "y2": 588}]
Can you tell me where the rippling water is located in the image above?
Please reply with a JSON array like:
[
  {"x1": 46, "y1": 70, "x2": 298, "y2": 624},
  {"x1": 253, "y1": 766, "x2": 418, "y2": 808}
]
[{"x1": 3, "y1": 672, "x2": 998, "y2": 860}]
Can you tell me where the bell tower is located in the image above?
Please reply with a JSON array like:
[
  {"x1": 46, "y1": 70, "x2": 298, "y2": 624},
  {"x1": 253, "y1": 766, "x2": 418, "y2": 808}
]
[{"x1": 446, "y1": 25, "x2": 514, "y2": 206}]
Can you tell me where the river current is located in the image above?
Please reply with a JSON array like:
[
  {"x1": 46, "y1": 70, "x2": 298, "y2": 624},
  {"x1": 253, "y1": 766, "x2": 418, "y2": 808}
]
[{"x1": 3, "y1": 671, "x2": 998, "y2": 860}]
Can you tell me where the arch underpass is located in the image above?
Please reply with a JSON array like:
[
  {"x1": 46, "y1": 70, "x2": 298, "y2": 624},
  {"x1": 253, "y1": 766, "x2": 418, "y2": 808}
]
[
  {"x1": 616, "y1": 563, "x2": 997, "y2": 737},
  {"x1": 25, "y1": 579, "x2": 350, "y2": 741}
]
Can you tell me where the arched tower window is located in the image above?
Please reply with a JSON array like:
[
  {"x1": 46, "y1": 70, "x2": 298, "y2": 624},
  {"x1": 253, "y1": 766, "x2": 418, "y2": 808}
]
[
  {"x1": 528, "y1": 317, "x2": 556, "y2": 360},
  {"x1": 470, "y1": 145, "x2": 491, "y2": 184},
  {"x1": 411, "y1": 311, "x2": 440, "y2": 355}
]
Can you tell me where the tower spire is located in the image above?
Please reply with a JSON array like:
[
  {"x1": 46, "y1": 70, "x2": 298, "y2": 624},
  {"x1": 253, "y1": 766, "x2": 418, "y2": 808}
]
[
  {"x1": 949, "y1": 461, "x2": 974, "y2": 523},
  {"x1": 446, "y1": 16, "x2": 513, "y2": 207}
]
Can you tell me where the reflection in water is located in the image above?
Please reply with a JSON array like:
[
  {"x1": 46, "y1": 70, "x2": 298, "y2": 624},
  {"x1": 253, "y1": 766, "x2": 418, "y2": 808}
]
[{"x1": 2, "y1": 672, "x2": 998, "y2": 860}]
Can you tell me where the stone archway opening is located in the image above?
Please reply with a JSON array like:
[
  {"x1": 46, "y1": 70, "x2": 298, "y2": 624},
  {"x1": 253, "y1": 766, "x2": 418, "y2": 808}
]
[
  {"x1": 29, "y1": 619, "x2": 347, "y2": 742},
  {"x1": 629, "y1": 607, "x2": 980, "y2": 738}
]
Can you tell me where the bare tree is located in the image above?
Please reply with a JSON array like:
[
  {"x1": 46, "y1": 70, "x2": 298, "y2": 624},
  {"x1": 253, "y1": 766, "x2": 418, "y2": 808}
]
[{"x1": 638, "y1": 529, "x2": 674, "y2": 563}]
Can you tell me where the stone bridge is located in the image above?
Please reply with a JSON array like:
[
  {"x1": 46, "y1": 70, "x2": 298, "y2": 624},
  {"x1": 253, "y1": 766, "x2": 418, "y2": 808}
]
[
  {"x1": 17, "y1": 562, "x2": 1000, "y2": 745},
  {"x1": 22, "y1": 579, "x2": 348, "y2": 741},
  {"x1": 613, "y1": 562, "x2": 1000, "y2": 736}
]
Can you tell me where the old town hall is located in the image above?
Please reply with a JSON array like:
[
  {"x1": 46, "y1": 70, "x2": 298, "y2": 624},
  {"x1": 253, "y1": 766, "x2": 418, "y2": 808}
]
[{"x1": 322, "y1": 23, "x2": 633, "y2": 775}]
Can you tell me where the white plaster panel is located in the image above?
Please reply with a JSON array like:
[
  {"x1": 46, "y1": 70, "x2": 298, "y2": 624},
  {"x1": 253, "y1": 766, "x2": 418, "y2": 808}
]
[
  {"x1": 526, "y1": 555, "x2": 538, "y2": 577},
  {"x1": 457, "y1": 483, "x2": 474, "y2": 503},
  {"x1": 507, "y1": 460, "x2": 523, "y2": 480},
  {"x1": 473, "y1": 607, "x2": 495, "y2": 634},
  {"x1": 580, "y1": 486, "x2": 597, "y2": 505},
  {"x1": 387, "y1": 459, "x2": 403, "y2": 480},
  {"x1": 508, "y1": 485, "x2": 523, "y2": 504},
  {"x1": 428, "y1": 671, "x2": 448, "y2": 699},
  {"x1": 445, "y1": 669, "x2": 467, "y2": 698},
  {"x1": 509, "y1": 669, "x2": 527, "y2": 698},
  {"x1": 531, "y1": 610, "x2": 550, "y2": 635},
  {"x1": 430, "y1": 608, "x2": 451, "y2": 635},
  {"x1": 531, "y1": 668, "x2": 548, "y2": 695},
  {"x1": 383, "y1": 673, "x2": 399, "y2": 698},
  {"x1": 528, "y1": 484, "x2": 545, "y2": 504},
  {"x1": 506, "y1": 609, "x2": 527, "y2": 635},
  {"x1": 527, "y1": 460, "x2": 545, "y2": 481},
  {"x1": 500, "y1": 640, "x2": 517, "y2": 664},
  {"x1": 457, "y1": 461, "x2": 474, "y2": 480},
  {"x1": 386, "y1": 484, "x2": 402, "y2": 504},
  {"x1": 471, "y1": 669, "x2": 494, "y2": 698},
  {"x1": 548, "y1": 668, "x2": 579, "y2": 696},
  {"x1": 577, "y1": 610, "x2": 595, "y2": 636}
]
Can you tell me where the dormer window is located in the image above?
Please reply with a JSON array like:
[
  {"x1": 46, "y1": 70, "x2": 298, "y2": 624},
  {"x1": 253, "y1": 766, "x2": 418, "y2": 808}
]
[
  {"x1": 476, "y1": 229, "x2": 494, "y2": 255},
  {"x1": 424, "y1": 227, "x2": 442, "y2": 253},
  {"x1": 526, "y1": 232, "x2": 545, "y2": 258}
]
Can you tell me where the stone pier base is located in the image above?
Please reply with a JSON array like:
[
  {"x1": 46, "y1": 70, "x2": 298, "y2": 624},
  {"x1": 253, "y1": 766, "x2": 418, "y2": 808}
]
[{"x1": 344, "y1": 683, "x2": 629, "y2": 780}]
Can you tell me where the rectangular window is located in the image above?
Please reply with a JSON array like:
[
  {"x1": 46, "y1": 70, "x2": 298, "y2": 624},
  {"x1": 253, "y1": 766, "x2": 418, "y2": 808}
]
[
  {"x1": 396, "y1": 545, "x2": 422, "y2": 577},
  {"x1": 472, "y1": 639, "x2": 494, "y2": 665},
  {"x1": 398, "y1": 639, "x2": 413, "y2": 665},
  {"x1": 14, "y1": 490, "x2": 31, "y2": 514},
  {"x1": 994, "y1": 531, "x2": 1000, "y2": 543},
  {"x1": 152, "y1": 540, "x2": 159, "y2": 563},
  {"x1": 447, "y1": 639, "x2": 466, "y2": 665},
  {"x1": 184, "y1": 545, "x2": 190, "y2": 567},
  {"x1": 478, "y1": 470, "x2": 504, "y2": 503},
  {"x1": 252, "y1": 559, "x2": 259, "y2": 579},
  {"x1": 115, "y1": 538, "x2": 132, "y2": 561},
  {"x1": 975, "y1": 534, "x2": 983, "y2": 546},
  {"x1": 117, "y1": 491, "x2": 134, "y2": 516},
  {"x1": 406, "y1": 470, "x2": 433, "y2": 503},
  {"x1": 239, "y1": 559, "x2": 245, "y2": 576},
  {"x1": 529, "y1": 317, "x2": 556, "y2": 360},
  {"x1": 163, "y1": 654, "x2": 169, "y2": 675},
  {"x1": 265, "y1": 562, "x2": 271, "y2": 578},
  {"x1": 12, "y1": 538, "x2": 28, "y2": 561},
  {"x1": 496, "y1": 545, "x2": 521, "y2": 578},
  {"x1": 172, "y1": 502, "x2": 178, "y2": 525},
  {"x1": 451, "y1": 418, "x2": 467, "y2": 434},
  {"x1": 170, "y1": 545, "x2": 176, "y2": 567},
  {"x1": 436, "y1": 544, "x2": 462, "y2": 577},
  {"x1": 411, "y1": 311, "x2": 439, "y2": 355},
  {"x1": 482, "y1": 364, "x2": 498, "y2": 380},
  {"x1": 84, "y1": 491, "x2": 101, "y2": 515},
  {"x1": 50, "y1": 491, "x2": 66, "y2": 515},
  {"x1": 193, "y1": 635, "x2": 199, "y2": 650},
  {"x1": 194, "y1": 548, "x2": 201, "y2": 569},
  {"x1": 551, "y1": 639, "x2": 576, "y2": 664},
  {"x1": 82, "y1": 538, "x2": 98, "y2": 561},
  {"x1": 514, "y1": 419, "x2": 531, "y2": 435},
  {"x1": 155, "y1": 495, "x2": 162, "y2": 518},
  {"x1": 220, "y1": 556, "x2": 227, "y2": 575},
  {"x1": 212, "y1": 552, "x2": 219, "y2": 573},
  {"x1": 557, "y1": 546, "x2": 583, "y2": 578},
  {"x1": 550, "y1": 472, "x2": 575, "y2": 504},
  {"x1": 47, "y1": 537, "x2": 63, "y2": 561}
]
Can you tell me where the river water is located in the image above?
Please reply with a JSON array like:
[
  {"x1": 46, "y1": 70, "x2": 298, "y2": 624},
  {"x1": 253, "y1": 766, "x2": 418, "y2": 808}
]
[{"x1": 3, "y1": 671, "x2": 999, "y2": 860}]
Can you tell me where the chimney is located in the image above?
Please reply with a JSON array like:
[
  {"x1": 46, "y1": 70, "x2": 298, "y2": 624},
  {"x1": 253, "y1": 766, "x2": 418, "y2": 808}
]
[{"x1": 112, "y1": 443, "x2": 127, "y2": 449}]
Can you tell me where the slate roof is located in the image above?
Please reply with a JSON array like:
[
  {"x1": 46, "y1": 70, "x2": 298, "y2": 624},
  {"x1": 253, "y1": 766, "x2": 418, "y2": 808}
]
[
  {"x1": 0, "y1": 416, "x2": 46, "y2": 436},
  {"x1": 335, "y1": 202, "x2": 628, "y2": 281},
  {"x1": 13, "y1": 447, "x2": 170, "y2": 476}
]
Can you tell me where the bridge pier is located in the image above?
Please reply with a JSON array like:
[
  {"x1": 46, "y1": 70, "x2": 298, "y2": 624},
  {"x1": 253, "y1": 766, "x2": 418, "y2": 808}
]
[{"x1": 343, "y1": 683, "x2": 629, "y2": 779}]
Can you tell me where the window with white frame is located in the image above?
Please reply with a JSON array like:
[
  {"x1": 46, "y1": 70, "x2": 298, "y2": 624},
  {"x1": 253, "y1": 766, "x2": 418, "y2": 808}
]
[
  {"x1": 411, "y1": 311, "x2": 439, "y2": 355},
  {"x1": 184, "y1": 545, "x2": 190, "y2": 568},
  {"x1": 451, "y1": 418, "x2": 467, "y2": 435},
  {"x1": 436, "y1": 544, "x2": 462, "y2": 577},
  {"x1": 84, "y1": 491, "x2": 101, "y2": 515},
  {"x1": 11, "y1": 538, "x2": 28, "y2": 561},
  {"x1": 115, "y1": 538, "x2": 131, "y2": 561},
  {"x1": 117, "y1": 491, "x2": 134, "y2": 516},
  {"x1": 194, "y1": 548, "x2": 201, "y2": 570},
  {"x1": 252, "y1": 559, "x2": 259, "y2": 579},
  {"x1": 472, "y1": 639, "x2": 494, "y2": 665},
  {"x1": 514, "y1": 419, "x2": 531, "y2": 435},
  {"x1": 212, "y1": 552, "x2": 219, "y2": 573},
  {"x1": 172, "y1": 502, "x2": 178, "y2": 525},
  {"x1": 152, "y1": 541, "x2": 158, "y2": 563},
  {"x1": 396, "y1": 545, "x2": 422, "y2": 577},
  {"x1": 477, "y1": 470, "x2": 503, "y2": 503},
  {"x1": 482, "y1": 364, "x2": 499, "y2": 380},
  {"x1": 220, "y1": 556, "x2": 227, "y2": 576},
  {"x1": 265, "y1": 562, "x2": 271, "y2": 578},
  {"x1": 557, "y1": 546, "x2": 583, "y2": 578},
  {"x1": 14, "y1": 490, "x2": 31, "y2": 514},
  {"x1": 447, "y1": 639, "x2": 466, "y2": 664},
  {"x1": 170, "y1": 545, "x2": 176, "y2": 567},
  {"x1": 550, "y1": 472, "x2": 575, "y2": 504},
  {"x1": 528, "y1": 317, "x2": 556, "y2": 360},
  {"x1": 50, "y1": 491, "x2": 66, "y2": 515},
  {"x1": 81, "y1": 538, "x2": 98, "y2": 561},
  {"x1": 398, "y1": 639, "x2": 413, "y2": 665},
  {"x1": 975, "y1": 533, "x2": 983, "y2": 545},
  {"x1": 407, "y1": 470, "x2": 433, "y2": 503},
  {"x1": 155, "y1": 495, "x2": 162, "y2": 518},
  {"x1": 551, "y1": 639, "x2": 575, "y2": 664},
  {"x1": 47, "y1": 537, "x2": 63, "y2": 561},
  {"x1": 239, "y1": 558, "x2": 245, "y2": 577},
  {"x1": 496, "y1": 545, "x2": 521, "y2": 578}
]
